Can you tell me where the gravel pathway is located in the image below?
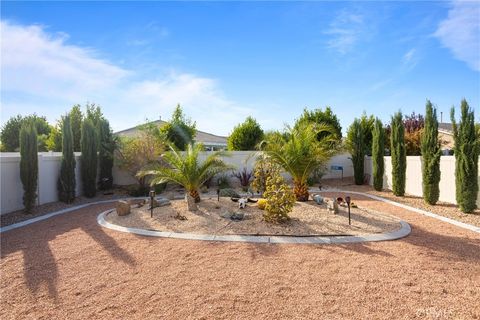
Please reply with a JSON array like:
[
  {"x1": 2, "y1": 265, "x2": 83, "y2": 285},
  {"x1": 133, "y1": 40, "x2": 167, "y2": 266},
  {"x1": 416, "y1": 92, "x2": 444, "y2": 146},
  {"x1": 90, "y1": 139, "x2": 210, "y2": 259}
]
[{"x1": 1, "y1": 194, "x2": 479, "y2": 319}]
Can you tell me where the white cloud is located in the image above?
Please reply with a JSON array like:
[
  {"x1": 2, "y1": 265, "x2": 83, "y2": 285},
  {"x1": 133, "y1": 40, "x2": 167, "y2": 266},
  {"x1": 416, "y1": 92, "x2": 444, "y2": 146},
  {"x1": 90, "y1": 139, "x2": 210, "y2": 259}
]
[
  {"x1": 434, "y1": 0, "x2": 480, "y2": 71},
  {"x1": 0, "y1": 20, "x2": 259, "y2": 135},
  {"x1": 402, "y1": 48, "x2": 419, "y2": 70},
  {"x1": 325, "y1": 10, "x2": 365, "y2": 54}
]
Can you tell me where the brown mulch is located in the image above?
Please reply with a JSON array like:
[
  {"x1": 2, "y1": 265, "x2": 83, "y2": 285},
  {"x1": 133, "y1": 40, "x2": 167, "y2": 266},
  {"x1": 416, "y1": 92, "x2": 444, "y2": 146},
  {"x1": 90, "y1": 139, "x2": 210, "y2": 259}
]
[
  {"x1": 320, "y1": 178, "x2": 480, "y2": 227},
  {"x1": 106, "y1": 197, "x2": 400, "y2": 236},
  {"x1": 1, "y1": 194, "x2": 479, "y2": 319}
]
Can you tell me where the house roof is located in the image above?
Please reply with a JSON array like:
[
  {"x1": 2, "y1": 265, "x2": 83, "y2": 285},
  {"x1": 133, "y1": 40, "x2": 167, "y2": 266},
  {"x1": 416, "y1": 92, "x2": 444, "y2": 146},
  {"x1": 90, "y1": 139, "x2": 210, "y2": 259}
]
[{"x1": 114, "y1": 119, "x2": 228, "y2": 146}]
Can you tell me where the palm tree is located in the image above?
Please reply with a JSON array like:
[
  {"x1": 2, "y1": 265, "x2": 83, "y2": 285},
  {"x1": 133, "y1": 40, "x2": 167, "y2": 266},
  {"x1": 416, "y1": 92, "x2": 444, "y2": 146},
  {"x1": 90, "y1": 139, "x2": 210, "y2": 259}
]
[
  {"x1": 137, "y1": 143, "x2": 232, "y2": 202},
  {"x1": 261, "y1": 123, "x2": 338, "y2": 201}
]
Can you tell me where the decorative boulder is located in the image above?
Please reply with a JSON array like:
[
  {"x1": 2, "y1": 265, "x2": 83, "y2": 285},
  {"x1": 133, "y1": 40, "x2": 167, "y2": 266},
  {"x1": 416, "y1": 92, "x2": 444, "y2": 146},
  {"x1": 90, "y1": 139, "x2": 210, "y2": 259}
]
[
  {"x1": 313, "y1": 195, "x2": 324, "y2": 204},
  {"x1": 116, "y1": 200, "x2": 131, "y2": 216},
  {"x1": 185, "y1": 194, "x2": 198, "y2": 212}
]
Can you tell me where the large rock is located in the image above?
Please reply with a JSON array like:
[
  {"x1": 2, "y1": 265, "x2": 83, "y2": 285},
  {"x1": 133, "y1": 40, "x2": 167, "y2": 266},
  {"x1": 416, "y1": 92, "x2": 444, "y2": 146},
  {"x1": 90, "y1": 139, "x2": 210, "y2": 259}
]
[
  {"x1": 185, "y1": 194, "x2": 197, "y2": 212},
  {"x1": 116, "y1": 200, "x2": 131, "y2": 216}
]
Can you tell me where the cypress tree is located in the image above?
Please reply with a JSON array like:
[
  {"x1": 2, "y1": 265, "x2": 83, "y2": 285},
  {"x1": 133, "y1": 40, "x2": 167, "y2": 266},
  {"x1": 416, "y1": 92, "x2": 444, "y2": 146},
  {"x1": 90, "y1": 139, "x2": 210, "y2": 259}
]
[
  {"x1": 372, "y1": 118, "x2": 385, "y2": 191},
  {"x1": 98, "y1": 118, "x2": 114, "y2": 190},
  {"x1": 421, "y1": 100, "x2": 441, "y2": 205},
  {"x1": 451, "y1": 99, "x2": 479, "y2": 213},
  {"x1": 390, "y1": 111, "x2": 406, "y2": 196},
  {"x1": 19, "y1": 122, "x2": 38, "y2": 213},
  {"x1": 58, "y1": 115, "x2": 76, "y2": 203},
  {"x1": 81, "y1": 118, "x2": 98, "y2": 198},
  {"x1": 347, "y1": 119, "x2": 365, "y2": 185}
]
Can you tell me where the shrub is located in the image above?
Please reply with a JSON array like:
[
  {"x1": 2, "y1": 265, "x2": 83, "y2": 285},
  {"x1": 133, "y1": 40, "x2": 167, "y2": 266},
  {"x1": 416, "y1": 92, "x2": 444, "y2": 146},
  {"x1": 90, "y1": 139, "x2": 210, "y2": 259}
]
[
  {"x1": 257, "y1": 198, "x2": 267, "y2": 210},
  {"x1": 216, "y1": 174, "x2": 231, "y2": 189},
  {"x1": 115, "y1": 122, "x2": 165, "y2": 189},
  {"x1": 421, "y1": 100, "x2": 441, "y2": 205},
  {"x1": 294, "y1": 106, "x2": 342, "y2": 149},
  {"x1": 98, "y1": 119, "x2": 114, "y2": 190},
  {"x1": 390, "y1": 111, "x2": 406, "y2": 196},
  {"x1": 372, "y1": 118, "x2": 385, "y2": 191},
  {"x1": 81, "y1": 118, "x2": 98, "y2": 198},
  {"x1": 232, "y1": 168, "x2": 253, "y2": 191},
  {"x1": 227, "y1": 116, "x2": 264, "y2": 150},
  {"x1": 159, "y1": 104, "x2": 196, "y2": 150},
  {"x1": 219, "y1": 188, "x2": 241, "y2": 198},
  {"x1": 19, "y1": 122, "x2": 38, "y2": 213},
  {"x1": 46, "y1": 123, "x2": 62, "y2": 151},
  {"x1": 1, "y1": 114, "x2": 51, "y2": 152},
  {"x1": 263, "y1": 174, "x2": 296, "y2": 223},
  {"x1": 346, "y1": 118, "x2": 365, "y2": 185},
  {"x1": 57, "y1": 115, "x2": 76, "y2": 203},
  {"x1": 451, "y1": 99, "x2": 479, "y2": 213},
  {"x1": 251, "y1": 154, "x2": 281, "y2": 197}
]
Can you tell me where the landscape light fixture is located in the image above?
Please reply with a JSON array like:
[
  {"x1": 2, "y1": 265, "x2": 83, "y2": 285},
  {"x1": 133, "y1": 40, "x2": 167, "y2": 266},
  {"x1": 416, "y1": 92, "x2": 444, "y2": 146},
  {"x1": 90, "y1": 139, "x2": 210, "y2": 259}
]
[
  {"x1": 217, "y1": 188, "x2": 220, "y2": 201},
  {"x1": 149, "y1": 189, "x2": 156, "y2": 218},
  {"x1": 345, "y1": 196, "x2": 351, "y2": 225}
]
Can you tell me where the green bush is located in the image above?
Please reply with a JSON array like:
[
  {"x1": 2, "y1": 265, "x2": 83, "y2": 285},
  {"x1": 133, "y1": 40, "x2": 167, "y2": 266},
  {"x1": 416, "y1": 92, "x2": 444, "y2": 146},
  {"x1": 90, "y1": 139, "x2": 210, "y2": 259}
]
[
  {"x1": 227, "y1": 116, "x2": 264, "y2": 150},
  {"x1": 451, "y1": 99, "x2": 479, "y2": 213},
  {"x1": 421, "y1": 100, "x2": 441, "y2": 205},
  {"x1": 294, "y1": 106, "x2": 342, "y2": 149},
  {"x1": 216, "y1": 174, "x2": 231, "y2": 189},
  {"x1": 1, "y1": 114, "x2": 51, "y2": 152},
  {"x1": 219, "y1": 188, "x2": 240, "y2": 198},
  {"x1": 98, "y1": 119, "x2": 114, "y2": 190},
  {"x1": 81, "y1": 118, "x2": 98, "y2": 198},
  {"x1": 346, "y1": 119, "x2": 365, "y2": 185},
  {"x1": 58, "y1": 115, "x2": 76, "y2": 203},
  {"x1": 390, "y1": 111, "x2": 406, "y2": 196},
  {"x1": 372, "y1": 118, "x2": 385, "y2": 191},
  {"x1": 263, "y1": 174, "x2": 296, "y2": 223},
  {"x1": 19, "y1": 122, "x2": 38, "y2": 213}
]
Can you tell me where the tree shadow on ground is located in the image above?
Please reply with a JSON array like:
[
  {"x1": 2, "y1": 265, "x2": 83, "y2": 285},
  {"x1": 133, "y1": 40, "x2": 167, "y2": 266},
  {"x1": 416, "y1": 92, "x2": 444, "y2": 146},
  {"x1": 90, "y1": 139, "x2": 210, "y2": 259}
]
[{"x1": 1, "y1": 204, "x2": 135, "y2": 301}]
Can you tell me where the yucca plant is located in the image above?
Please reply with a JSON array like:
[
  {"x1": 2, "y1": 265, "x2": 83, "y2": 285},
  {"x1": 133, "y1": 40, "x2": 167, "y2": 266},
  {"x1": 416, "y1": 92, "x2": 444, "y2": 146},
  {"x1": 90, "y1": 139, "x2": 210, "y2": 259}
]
[
  {"x1": 137, "y1": 143, "x2": 232, "y2": 203},
  {"x1": 261, "y1": 123, "x2": 338, "y2": 201}
]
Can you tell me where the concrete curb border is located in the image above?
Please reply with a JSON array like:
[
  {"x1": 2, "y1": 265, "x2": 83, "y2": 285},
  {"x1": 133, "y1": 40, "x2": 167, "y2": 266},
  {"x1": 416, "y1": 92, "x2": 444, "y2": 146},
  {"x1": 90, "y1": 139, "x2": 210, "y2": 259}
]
[
  {"x1": 97, "y1": 210, "x2": 411, "y2": 244},
  {"x1": 314, "y1": 188, "x2": 480, "y2": 234}
]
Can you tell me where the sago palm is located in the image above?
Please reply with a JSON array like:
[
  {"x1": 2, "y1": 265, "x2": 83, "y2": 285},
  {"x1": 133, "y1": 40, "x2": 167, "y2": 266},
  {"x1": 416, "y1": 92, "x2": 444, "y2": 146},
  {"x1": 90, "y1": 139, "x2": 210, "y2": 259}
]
[
  {"x1": 137, "y1": 143, "x2": 231, "y2": 202},
  {"x1": 262, "y1": 123, "x2": 338, "y2": 201}
]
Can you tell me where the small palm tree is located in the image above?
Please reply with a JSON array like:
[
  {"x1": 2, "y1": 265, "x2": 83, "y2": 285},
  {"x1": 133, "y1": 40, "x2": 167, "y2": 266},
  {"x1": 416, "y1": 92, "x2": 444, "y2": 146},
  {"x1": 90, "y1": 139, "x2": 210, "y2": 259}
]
[
  {"x1": 261, "y1": 123, "x2": 338, "y2": 201},
  {"x1": 137, "y1": 143, "x2": 231, "y2": 202}
]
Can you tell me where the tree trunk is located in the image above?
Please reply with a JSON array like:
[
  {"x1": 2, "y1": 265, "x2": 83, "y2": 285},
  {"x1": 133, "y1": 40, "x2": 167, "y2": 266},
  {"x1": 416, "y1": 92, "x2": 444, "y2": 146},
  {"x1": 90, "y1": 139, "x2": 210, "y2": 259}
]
[
  {"x1": 293, "y1": 181, "x2": 309, "y2": 201},
  {"x1": 189, "y1": 189, "x2": 201, "y2": 203}
]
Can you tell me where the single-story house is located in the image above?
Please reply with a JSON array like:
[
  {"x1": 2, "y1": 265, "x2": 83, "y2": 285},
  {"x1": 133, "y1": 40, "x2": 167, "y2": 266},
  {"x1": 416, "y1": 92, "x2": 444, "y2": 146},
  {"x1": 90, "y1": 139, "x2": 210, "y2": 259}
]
[
  {"x1": 115, "y1": 118, "x2": 228, "y2": 151},
  {"x1": 438, "y1": 122, "x2": 454, "y2": 150}
]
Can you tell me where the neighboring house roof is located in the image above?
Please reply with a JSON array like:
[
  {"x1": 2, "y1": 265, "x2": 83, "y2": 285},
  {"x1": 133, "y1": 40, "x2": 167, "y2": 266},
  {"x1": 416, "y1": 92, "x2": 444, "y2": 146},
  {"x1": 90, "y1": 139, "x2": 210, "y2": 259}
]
[
  {"x1": 438, "y1": 123, "x2": 453, "y2": 134},
  {"x1": 114, "y1": 119, "x2": 227, "y2": 146}
]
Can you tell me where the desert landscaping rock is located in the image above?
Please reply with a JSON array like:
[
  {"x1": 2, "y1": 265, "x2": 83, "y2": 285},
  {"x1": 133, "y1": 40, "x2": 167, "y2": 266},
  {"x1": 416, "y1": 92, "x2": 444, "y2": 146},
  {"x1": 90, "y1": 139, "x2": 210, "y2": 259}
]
[{"x1": 116, "y1": 200, "x2": 131, "y2": 216}]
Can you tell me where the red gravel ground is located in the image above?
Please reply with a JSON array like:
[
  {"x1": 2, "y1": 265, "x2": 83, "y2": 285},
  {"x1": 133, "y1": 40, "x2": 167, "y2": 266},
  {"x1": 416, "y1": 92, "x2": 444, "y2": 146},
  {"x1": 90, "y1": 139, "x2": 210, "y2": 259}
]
[{"x1": 1, "y1": 194, "x2": 479, "y2": 320}]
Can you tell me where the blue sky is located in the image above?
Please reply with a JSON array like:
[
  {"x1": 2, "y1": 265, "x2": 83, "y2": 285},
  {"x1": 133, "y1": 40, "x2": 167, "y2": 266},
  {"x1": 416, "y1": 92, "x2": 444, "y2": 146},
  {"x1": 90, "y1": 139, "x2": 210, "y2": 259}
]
[{"x1": 1, "y1": 1, "x2": 479, "y2": 136}]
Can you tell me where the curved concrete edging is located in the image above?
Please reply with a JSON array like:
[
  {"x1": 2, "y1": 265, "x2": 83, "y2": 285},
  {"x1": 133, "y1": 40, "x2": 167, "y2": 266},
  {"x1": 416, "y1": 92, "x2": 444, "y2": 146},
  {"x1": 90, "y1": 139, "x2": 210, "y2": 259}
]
[
  {"x1": 97, "y1": 210, "x2": 411, "y2": 244},
  {"x1": 314, "y1": 188, "x2": 480, "y2": 234}
]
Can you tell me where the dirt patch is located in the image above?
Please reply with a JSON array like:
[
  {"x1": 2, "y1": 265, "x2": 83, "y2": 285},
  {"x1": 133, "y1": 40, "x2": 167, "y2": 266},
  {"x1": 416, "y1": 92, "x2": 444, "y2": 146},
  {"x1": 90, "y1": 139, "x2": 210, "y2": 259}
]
[{"x1": 105, "y1": 197, "x2": 401, "y2": 236}]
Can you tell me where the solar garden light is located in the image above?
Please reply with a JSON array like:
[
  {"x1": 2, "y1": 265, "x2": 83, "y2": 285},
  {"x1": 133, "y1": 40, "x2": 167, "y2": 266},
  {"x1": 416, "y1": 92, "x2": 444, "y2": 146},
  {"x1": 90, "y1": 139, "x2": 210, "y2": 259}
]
[
  {"x1": 217, "y1": 188, "x2": 220, "y2": 202},
  {"x1": 345, "y1": 196, "x2": 351, "y2": 225},
  {"x1": 149, "y1": 189, "x2": 156, "y2": 218}
]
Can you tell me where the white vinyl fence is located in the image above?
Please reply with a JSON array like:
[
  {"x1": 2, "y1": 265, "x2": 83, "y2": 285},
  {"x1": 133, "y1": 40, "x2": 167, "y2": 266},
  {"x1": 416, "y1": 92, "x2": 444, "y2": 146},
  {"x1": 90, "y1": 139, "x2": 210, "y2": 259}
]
[
  {"x1": 1, "y1": 151, "x2": 478, "y2": 214},
  {"x1": 364, "y1": 156, "x2": 480, "y2": 207}
]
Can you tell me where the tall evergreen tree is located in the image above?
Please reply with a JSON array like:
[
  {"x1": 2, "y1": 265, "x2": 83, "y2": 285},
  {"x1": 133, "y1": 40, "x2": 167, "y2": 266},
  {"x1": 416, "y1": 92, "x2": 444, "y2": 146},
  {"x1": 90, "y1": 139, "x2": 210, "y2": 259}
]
[
  {"x1": 81, "y1": 118, "x2": 98, "y2": 198},
  {"x1": 346, "y1": 119, "x2": 365, "y2": 185},
  {"x1": 451, "y1": 99, "x2": 479, "y2": 213},
  {"x1": 390, "y1": 111, "x2": 406, "y2": 196},
  {"x1": 98, "y1": 118, "x2": 114, "y2": 190},
  {"x1": 421, "y1": 100, "x2": 441, "y2": 205},
  {"x1": 19, "y1": 122, "x2": 38, "y2": 213},
  {"x1": 58, "y1": 115, "x2": 76, "y2": 203},
  {"x1": 372, "y1": 118, "x2": 385, "y2": 191},
  {"x1": 69, "y1": 105, "x2": 83, "y2": 152}
]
